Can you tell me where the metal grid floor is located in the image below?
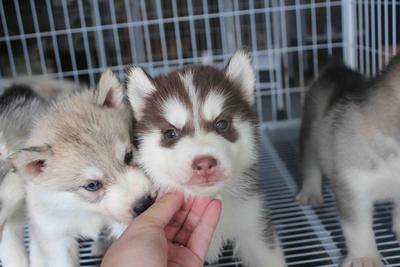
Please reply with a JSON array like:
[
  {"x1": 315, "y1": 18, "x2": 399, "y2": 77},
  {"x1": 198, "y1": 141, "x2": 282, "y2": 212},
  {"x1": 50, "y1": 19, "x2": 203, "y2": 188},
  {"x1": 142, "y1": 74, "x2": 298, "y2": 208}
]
[
  {"x1": 11, "y1": 123, "x2": 400, "y2": 266},
  {"x1": 265, "y1": 122, "x2": 400, "y2": 267}
]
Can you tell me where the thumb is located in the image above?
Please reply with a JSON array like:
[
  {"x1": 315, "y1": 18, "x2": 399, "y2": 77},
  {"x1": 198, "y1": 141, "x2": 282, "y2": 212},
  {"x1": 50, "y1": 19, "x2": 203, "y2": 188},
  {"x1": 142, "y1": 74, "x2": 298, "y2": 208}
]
[{"x1": 134, "y1": 191, "x2": 184, "y2": 227}]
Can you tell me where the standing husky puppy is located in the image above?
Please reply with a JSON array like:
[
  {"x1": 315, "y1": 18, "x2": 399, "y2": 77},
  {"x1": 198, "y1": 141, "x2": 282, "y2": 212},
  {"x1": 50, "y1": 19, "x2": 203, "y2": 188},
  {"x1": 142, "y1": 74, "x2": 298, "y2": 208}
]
[
  {"x1": 0, "y1": 85, "x2": 48, "y2": 267},
  {"x1": 127, "y1": 50, "x2": 286, "y2": 267},
  {"x1": 296, "y1": 59, "x2": 400, "y2": 266},
  {"x1": 10, "y1": 71, "x2": 154, "y2": 267},
  {"x1": 296, "y1": 62, "x2": 366, "y2": 206}
]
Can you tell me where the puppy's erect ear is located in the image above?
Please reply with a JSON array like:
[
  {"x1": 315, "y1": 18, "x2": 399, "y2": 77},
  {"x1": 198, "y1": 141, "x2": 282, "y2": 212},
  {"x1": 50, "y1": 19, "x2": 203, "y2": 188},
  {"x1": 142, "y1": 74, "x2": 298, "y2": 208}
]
[
  {"x1": 97, "y1": 70, "x2": 124, "y2": 108},
  {"x1": 8, "y1": 144, "x2": 53, "y2": 177},
  {"x1": 126, "y1": 66, "x2": 156, "y2": 120},
  {"x1": 225, "y1": 49, "x2": 256, "y2": 105}
]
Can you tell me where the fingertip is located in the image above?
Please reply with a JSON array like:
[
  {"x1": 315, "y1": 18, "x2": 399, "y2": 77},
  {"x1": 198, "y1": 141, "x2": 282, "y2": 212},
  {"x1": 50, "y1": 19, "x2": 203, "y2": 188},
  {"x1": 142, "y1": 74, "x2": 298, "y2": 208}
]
[
  {"x1": 211, "y1": 198, "x2": 222, "y2": 206},
  {"x1": 154, "y1": 191, "x2": 184, "y2": 213},
  {"x1": 157, "y1": 188, "x2": 184, "y2": 198},
  {"x1": 134, "y1": 191, "x2": 185, "y2": 227}
]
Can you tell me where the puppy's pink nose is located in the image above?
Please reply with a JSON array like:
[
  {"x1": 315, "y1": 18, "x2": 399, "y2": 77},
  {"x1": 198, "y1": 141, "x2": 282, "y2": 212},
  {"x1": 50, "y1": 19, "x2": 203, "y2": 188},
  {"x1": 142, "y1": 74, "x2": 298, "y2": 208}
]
[{"x1": 192, "y1": 156, "x2": 217, "y2": 179}]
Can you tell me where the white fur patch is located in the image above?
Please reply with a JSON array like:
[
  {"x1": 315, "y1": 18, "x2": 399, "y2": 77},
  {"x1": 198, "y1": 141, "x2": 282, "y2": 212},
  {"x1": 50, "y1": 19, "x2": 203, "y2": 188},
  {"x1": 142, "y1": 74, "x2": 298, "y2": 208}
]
[
  {"x1": 225, "y1": 50, "x2": 255, "y2": 105},
  {"x1": 202, "y1": 91, "x2": 225, "y2": 121},
  {"x1": 0, "y1": 132, "x2": 7, "y2": 159},
  {"x1": 82, "y1": 166, "x2": 103, "y2": 180},
  {"x1": 180, "y1": 72, "x2": 200, "y2": 131},
  {"x1": 127, "y1": 67, "x2": 156, "y2": 119},
  {"x1": 162, "y1": 98, "x2": 189, "y2": 129}
]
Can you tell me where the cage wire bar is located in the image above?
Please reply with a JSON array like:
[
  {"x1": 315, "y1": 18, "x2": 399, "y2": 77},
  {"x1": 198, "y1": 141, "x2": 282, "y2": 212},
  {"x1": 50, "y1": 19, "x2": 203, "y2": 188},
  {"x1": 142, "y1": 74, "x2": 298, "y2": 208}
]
[
  {"x1": 0, "y1": 0, "x2": 351, "y2": 122},
  {"x1": 0, "y1": 1, "x2": 400, "y2": 266}
]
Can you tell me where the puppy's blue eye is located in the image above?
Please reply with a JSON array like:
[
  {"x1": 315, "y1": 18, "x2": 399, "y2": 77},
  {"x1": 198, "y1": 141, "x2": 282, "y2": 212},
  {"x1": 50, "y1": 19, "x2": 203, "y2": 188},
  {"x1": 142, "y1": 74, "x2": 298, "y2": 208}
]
[
  {"x1": 164, "y1": 128, "x2": 179, "y2": 139},
  {"x1": 215, "y1": 120, "x2": 229, "y2": 132},
  {"x1": 84, "y1": 180, "x2": 103, "y2": 192}
]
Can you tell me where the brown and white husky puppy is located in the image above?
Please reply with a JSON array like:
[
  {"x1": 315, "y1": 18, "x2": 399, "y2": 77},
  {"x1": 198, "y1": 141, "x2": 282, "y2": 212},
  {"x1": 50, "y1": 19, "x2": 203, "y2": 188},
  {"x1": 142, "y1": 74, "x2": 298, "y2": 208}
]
[
  {"x1": 126, "y1": 50, "x2": 286, "y2": 267},
  {"x1": 10, "y1": 71, "x2": 154, "y2": 267}
]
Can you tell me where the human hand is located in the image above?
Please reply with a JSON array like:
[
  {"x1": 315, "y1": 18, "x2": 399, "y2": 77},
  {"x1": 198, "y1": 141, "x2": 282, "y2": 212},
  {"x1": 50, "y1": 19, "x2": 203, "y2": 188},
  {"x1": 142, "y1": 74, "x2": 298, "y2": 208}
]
[{"x1": 101, "y1": 192, "x2": 222, "y2": 267}]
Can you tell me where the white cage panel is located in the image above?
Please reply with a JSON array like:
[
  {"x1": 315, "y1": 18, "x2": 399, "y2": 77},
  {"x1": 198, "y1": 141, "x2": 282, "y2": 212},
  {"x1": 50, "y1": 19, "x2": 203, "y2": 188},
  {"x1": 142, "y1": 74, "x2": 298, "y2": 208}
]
[
  {"x1": 1, "y1": 1, "x2": 398, "y2": 122},
  {"x1": 0, "y1": 0, "x2": 351, "y2": 122},
  {"x1": 343, "y1": 1, "x2": 399, "y2": 77}
]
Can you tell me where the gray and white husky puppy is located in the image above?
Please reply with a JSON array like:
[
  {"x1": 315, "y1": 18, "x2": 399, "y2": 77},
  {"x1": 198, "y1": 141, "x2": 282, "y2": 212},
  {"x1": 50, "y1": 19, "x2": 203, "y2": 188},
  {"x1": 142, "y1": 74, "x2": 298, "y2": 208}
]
[
  {"x1": 126, "y1": 50, "x2": 286, "y2": 267},
  {"x1": 10, "y1": 71, "x2": 153, "y2": 267},
  {"x1": 1, "y1": 76, "x2": 80, "y2": 101},
  {"x1": 0, "y1": 84, "x2": 49, "y2": 267},
  {"x1": 296, "y1": 58, "x2": 400, "y2": 266}
]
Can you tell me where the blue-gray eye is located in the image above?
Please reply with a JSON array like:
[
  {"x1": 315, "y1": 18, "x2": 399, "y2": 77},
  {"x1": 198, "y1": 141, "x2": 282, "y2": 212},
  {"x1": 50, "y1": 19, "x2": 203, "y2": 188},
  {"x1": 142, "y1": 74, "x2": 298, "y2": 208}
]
[
  {"x1": 164, "y1": 128, "x2": 179, "y2": 139},
  {"x1": 215, "y1": 120, "x2": 229, "y2": 132},
  {"x1": 84, "y1": 180, "x2": 103, "y2": 192}
]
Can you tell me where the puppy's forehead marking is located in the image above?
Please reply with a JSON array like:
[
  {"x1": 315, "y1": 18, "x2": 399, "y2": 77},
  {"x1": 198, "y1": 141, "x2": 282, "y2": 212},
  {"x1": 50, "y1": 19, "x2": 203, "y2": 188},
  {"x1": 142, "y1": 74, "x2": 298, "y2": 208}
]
[
  {"x1": 83, "y1": 166, "x2": 104, "y2": 179},
  {"x1": 180, "y1": 71, "x2": 200, "y2": 131},
  {"x1": 202, "y1": 91, "x2": 225, "y2": 121},
  {"x1": 162, "y1": 97, "x2": 190, "y2": 129}
]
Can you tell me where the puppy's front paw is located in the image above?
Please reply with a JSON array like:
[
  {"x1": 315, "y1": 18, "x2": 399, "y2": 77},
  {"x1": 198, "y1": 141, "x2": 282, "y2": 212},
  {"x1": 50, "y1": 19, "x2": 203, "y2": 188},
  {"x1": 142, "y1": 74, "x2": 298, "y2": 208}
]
[
  {"x1": 392, "y1": 220, "x2": 400, "y2": 240},
  {"x1": 295, "y1": 190, "x2": 324, "y2": 206},
  {"x1": 91, "y1": 238, "x2": 111, "y2": 255},
  {"x1": 205, "y1": 249, "x2": 221, "y2": 264},
  {"x1": 342, "y1": 257, "x2": 383, "y2": 267}
]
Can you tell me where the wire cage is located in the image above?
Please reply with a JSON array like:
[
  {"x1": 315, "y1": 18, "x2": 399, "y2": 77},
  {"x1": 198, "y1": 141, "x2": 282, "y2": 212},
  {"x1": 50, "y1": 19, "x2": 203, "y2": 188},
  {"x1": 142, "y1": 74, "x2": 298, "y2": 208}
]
[{"x1": 0, "y1": 0, "x2": 400, "y2": 266}]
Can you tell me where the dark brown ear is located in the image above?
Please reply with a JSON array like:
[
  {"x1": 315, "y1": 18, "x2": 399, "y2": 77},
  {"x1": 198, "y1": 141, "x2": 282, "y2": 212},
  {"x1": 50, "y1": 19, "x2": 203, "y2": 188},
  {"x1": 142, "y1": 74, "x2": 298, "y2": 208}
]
[
  {"x1": 97, "y1": 70, "x2": 124, "y2": 108},
  {"x1": 8, "y1": 144, "x2": 53, "y2": 177}
]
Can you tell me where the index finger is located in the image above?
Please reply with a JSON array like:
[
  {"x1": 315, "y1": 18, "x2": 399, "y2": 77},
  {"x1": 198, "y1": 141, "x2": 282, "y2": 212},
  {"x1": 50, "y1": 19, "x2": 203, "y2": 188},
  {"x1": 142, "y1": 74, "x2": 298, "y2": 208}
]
[
  {"x1": 165, "y1": 197, "x2": 195, "y2": 241},
  {"x1": 187, "y1": 199, "x2": 222, "y2": 260}
]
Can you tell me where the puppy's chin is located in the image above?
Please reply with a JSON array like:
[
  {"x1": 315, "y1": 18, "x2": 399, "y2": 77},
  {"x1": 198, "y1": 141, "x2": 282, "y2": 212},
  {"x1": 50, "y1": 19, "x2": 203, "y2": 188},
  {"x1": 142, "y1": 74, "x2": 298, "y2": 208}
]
[
  {"x1": 160, "y1": 179, "x2": 226, "y2": 197},
  {"x1": 184, "y1": 181, "x2": 225, "y2": 196}
]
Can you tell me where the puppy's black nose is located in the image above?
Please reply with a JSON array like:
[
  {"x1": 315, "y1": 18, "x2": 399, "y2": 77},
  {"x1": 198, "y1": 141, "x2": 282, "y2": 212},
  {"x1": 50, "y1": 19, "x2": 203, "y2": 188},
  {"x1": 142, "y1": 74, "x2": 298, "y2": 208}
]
[{"x1": 133, "y1": 195, "x2": 154, "y2": 215}]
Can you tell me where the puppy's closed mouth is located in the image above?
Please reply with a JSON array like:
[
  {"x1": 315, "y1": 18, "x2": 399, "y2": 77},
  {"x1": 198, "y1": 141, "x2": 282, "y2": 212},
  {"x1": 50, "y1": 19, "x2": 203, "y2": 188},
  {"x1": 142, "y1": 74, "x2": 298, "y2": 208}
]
[{"x1": 186, "y1": 180, "x2": 225, "y2": 188}]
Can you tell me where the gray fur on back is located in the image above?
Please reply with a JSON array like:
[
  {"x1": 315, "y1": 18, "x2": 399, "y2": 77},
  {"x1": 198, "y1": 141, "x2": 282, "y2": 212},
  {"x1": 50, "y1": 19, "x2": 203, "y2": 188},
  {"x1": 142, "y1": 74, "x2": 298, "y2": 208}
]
[
  {"x1": 0, "y1": 85, "x2": 48, "y2": 182},
  {"x1": 299, "y1": 61, "x2": 367, "y2": 166},
  {"x1": 0, "y1": 86, "x2": 47, "y2": 152},
  {"x1": 315, "y1": 56, "x2": 400, "y2": 176},
  {"x1": 0, "y1": 76, "x2": 80, "y2": 101},
  {"x1": 300, "y1": 54, "x2": 400, "y2": 213},
  {"x1": 0, "y1": 77, "x2": 80, "y2": 154}
]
